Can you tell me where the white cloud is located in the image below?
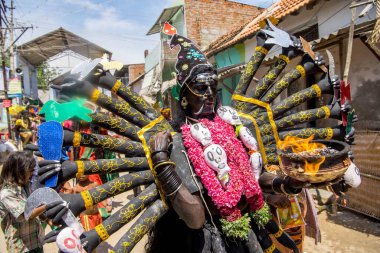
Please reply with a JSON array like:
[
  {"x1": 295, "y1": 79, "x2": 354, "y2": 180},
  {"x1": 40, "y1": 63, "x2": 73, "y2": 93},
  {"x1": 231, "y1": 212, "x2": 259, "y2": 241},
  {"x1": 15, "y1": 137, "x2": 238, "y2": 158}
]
[
  {"x1": 64, "y1": 0, "x2": 105, "y2": 11},
  {"x1": 83, "y1": 7, "x2": 134, "y2": 33}
]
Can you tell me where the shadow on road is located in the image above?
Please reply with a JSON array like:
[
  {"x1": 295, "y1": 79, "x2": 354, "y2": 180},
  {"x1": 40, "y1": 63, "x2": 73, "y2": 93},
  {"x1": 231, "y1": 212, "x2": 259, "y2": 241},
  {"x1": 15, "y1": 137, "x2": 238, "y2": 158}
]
[{"x1": 326, "y1": 209, "x2": 380, "y2": 237}]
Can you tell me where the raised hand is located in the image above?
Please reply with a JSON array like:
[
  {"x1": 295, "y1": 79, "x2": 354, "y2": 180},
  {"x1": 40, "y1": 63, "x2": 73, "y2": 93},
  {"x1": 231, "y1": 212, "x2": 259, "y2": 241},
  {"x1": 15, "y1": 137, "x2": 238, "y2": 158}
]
[{"x1": 149, "y1": 130, "x2": 173, "y2": 166}]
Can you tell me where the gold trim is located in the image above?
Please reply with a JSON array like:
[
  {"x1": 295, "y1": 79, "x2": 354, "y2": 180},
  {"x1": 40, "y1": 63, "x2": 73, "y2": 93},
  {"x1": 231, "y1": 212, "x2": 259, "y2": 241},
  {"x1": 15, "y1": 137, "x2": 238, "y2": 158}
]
[
  {"x1": 91, "y1": 89, "x2": 101, "y2": 102},
  {"x1": 264, "y1": 243, "x2": 276, "y2": 253},
  {"x1": 235, "y1": 124, "x2": 244, "y2": 136},
  {"x1": 326, "y1": 128, "x2": 333, "y2": 140},
  {"x1": 321, "y1": 106, "x2": 331, "y2": 119},
  {"x1": 232, "y1": 94, "x2": 280, "y2": 143},
  {"x1": 255, "y1": 46, "x2": 268, "y2": 55},
  {"x1": 312, "y1": 84, "x2": 321, "y2": 97},
  {"x1": 111, "y1": 80, "x2": 122, "y2": 94},
  {"x1": 137, "y1": 115, "x2": 169, "y2": 208},
  {"x1": 95, "y1": 224, "x2": 110, "y2": 241},
  {"x1": 80, "y1": 190, "x2": 93, "y2": 209},
  {"x1": 273, "y1": 228, "x2": 283, "y2": 238},
  {"x1": 76, "y1": 161, "x2": 85, "y2": 178},
  {"x1": 279, "y1": 54, "x2": 290, "y2": 64},
  {"x1": 296, "y1": 65, "x2": 306, "y2": 77},
  {"x1": 73, "y1": 131, "x2": 81, "y2": 147},
  {"x1": 238, "y1": 112, "x2": 268, "y2": 165}
]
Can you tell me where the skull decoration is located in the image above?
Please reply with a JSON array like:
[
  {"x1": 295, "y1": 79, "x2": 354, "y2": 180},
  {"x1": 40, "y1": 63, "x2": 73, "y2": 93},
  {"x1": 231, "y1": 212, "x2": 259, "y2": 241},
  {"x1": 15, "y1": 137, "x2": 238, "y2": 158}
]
[
  {"x1": 204, "y1": 144, "x2": 231, "y2": 187},
  {"x1": 217, "y1": 106, "x2": 242, "y2": 126},
  {"x1": 249, "y1": 151, "x2": 263, "y2": 180},
  {"x1": 343, "y1": 162, "x2": 361, "y2": 188},
  {"x1": 56, "y1": 227, "x2": 85, "y2": 253},
  {"x1": 239, "y1": 126, "x2": 259, "y2": 151},
  {"x1": 238, "y1": 126, "x2": 262, "y2": 179},
  {"x1": 190, "y1": 123, "x2": 212, "y2": 146}
]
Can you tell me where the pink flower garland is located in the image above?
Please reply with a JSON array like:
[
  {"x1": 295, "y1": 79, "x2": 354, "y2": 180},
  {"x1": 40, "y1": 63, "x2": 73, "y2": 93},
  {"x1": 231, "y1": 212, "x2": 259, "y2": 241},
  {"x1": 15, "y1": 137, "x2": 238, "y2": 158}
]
[{"x1": 182, "y1": 116, "x2": 263, "y2": 221}]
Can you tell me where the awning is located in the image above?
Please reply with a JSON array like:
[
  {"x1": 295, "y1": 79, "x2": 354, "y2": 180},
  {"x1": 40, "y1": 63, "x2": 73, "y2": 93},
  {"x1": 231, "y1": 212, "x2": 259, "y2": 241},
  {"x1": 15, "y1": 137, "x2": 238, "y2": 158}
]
[
  {"x1": 17, "y1": 27, "x2": 112, "y2": 66},
  {"x1": 146, "y1": 5, "x2": 183, "y2": 35}
]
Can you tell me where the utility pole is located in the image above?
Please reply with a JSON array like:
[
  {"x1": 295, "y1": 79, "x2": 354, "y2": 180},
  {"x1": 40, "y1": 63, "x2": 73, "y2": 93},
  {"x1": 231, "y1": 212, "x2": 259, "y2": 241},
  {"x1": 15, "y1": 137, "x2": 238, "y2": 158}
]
[
  {"x1": 0, "y1": 0, "x2": 12, "y2": 140},
  {"x1": 9, "y1": 0, "x2": 14, "y2": 75}
]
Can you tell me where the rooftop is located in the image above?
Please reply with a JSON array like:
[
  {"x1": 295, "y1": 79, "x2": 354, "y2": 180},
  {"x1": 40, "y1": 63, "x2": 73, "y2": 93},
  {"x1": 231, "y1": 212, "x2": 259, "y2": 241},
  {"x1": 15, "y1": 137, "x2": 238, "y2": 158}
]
[{"x1": 17, "y1": 27, "x2": 112, "y2": 66}]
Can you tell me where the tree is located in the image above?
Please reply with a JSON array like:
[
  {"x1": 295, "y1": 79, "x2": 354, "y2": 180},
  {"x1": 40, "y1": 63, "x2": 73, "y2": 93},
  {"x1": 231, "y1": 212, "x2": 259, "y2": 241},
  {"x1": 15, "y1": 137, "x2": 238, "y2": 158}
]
[{"x1": 36, "y1": 62, "x2": 61, "y2": 90}]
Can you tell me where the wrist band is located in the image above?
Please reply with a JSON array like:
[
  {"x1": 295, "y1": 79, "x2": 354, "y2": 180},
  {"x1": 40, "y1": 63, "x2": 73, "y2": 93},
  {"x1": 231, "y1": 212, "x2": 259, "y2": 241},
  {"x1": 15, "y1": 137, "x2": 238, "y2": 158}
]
[
  {"x1": 95, "y1": 224, "x2": 110, "y2": 241},
  {"x1": 152, "y1": 159, "x2": 170, "y2": 167},
  {"x1": 73, "y1": 131, "x2": 81, "y2": 147},
  {"x1": 283, "y1": 177, "x2": 302, "y2": 195},
  {"x1": 76, "y1": 160, "x2": 85, "y2": 178},
  {"x1": 273, "y1": 228, "x2": 283, "y2": 238},
  {"x1": 166, "y1": 183, "x2": 182, "y2": 197},
  {"x1": 153, "y1": 161, "x2": 175, "y2": 172},
  {"x1": 111, "y1": 80, "x2": 122, "y2": 94},
  {"x1": 280, "y1": 183, "x2": 289, "y2": 195},
  {"x1": 90, "y1": 89, "x2": 101, "y2": 102},
  {"x1": 272, "y1": 177, "x2": 283, "y2": 193},
  {"x1": 80, "y1": 190, "x2": 94, "y2": 209}
]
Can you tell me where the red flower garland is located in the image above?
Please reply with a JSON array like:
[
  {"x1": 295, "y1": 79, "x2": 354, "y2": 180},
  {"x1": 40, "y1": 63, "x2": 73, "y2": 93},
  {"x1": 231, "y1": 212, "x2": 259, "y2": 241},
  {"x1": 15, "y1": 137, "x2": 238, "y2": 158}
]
[{"x1": 182, "y1": 116, "x2": 263, "y2": 221}]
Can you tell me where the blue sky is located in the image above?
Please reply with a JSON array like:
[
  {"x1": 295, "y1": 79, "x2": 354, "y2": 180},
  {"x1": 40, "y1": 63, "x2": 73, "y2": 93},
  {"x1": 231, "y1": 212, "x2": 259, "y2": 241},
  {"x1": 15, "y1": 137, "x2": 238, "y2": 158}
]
[{"x1": 14, "y1": 0, "x2": 277, "y2": 65}]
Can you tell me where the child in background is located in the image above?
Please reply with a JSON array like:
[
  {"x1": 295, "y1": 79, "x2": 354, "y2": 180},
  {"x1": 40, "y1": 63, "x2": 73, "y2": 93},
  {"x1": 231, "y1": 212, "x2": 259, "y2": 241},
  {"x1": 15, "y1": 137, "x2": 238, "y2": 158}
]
[
  {"x1": 73, "y1": 174, "x2": 102, "y2": 231},
  {"x1": 73, "y1": 173, "x2": 112, "y2": 231}
]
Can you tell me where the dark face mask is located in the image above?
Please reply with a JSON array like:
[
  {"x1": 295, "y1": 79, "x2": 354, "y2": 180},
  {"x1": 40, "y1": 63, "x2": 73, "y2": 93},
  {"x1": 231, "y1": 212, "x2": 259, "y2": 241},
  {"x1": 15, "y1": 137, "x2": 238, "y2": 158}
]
[{"x1": 185, "y1": 73, "x2": 218, "y2": 118}]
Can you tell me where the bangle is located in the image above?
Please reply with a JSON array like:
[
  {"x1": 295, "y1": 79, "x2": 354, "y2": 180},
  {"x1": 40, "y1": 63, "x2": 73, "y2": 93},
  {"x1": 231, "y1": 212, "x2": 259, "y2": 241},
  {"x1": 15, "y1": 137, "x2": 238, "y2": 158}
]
[
  {"x1": 272, "y1": 177, "x2": 283, "y2": 193},
  {"x1": 153, "y1": 161, "x2": 175, "y2": 172},
  {"x1": 283, "y1": 177, "x2": 302, "y2": 195},
  {"x1": 166, "y1": 183, "x2": 182, "y2": 197},
  {"x1": 280, "y1": 183, "x2": 288, "y2": 195},
  {"x1": 151, "y1": 150, "x2": 169, "y2": 158},
  {"x1": 152, "y1": 159, "x2": 170, "y2": 168}
]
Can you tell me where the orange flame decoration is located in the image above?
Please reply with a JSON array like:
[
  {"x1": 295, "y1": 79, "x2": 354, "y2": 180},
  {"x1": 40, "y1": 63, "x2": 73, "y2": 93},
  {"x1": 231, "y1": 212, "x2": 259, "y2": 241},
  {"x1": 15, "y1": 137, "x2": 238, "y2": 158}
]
[
  {"x1": 162, "y1": 21, "x2": 177, "y2": 36},
  {"x1": 279, "y1": 135, "x2": 326, "y2": 175}
]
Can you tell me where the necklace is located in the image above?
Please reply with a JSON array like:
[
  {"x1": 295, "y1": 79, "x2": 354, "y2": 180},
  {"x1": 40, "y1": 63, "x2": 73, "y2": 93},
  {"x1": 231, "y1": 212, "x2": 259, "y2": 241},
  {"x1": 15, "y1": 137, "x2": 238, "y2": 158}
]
[{"x1": 182, "y1": 116, "x2": 265, "y2": 239}]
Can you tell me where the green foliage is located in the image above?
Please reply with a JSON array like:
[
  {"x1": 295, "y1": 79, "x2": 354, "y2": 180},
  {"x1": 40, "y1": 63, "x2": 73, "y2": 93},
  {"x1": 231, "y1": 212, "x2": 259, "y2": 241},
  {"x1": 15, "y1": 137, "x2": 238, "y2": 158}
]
[
  {"x1": 36, "y1": 62, "x2": 61, "y2": 90},
  {"x1": 220, "y1": 213, "x2": 251, "y2": 240},
  {"x1": 251, "y1": 203, "x2": 272, "y2": 228}
]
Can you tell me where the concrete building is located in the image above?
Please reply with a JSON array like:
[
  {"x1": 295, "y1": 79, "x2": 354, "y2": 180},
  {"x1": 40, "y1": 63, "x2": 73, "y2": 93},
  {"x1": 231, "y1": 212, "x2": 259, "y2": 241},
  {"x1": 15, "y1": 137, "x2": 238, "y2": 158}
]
[{"x1": 16, "y1": 27, "x2": 111, "y2": 101}]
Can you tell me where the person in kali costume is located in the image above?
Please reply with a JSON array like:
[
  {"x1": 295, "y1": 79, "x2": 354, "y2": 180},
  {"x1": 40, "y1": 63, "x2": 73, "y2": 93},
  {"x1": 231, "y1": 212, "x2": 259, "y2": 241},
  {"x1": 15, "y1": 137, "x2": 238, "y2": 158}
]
[{"x1": 34, "y1": 20, "x2": 359, "y2": 253}]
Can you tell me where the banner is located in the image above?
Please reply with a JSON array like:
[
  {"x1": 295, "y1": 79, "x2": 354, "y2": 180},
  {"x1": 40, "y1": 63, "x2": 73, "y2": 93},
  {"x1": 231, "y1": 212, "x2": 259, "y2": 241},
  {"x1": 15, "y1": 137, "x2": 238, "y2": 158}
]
[{"x1": 8, "y1": 77, "x2": 22, "y2": 97}]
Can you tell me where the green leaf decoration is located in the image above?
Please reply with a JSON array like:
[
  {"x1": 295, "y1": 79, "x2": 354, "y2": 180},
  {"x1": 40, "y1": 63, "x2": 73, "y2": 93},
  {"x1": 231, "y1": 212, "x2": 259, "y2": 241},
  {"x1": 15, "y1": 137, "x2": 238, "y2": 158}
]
[
  {"x1": 220, "y1": 213, "x2": 251, "y2": 240},
  {"x1": 251, "y1": 203, "x2": 272, "y2": 228},
  {"x1": 40, "y1": 99, "x2": 93, "y2": 123}
]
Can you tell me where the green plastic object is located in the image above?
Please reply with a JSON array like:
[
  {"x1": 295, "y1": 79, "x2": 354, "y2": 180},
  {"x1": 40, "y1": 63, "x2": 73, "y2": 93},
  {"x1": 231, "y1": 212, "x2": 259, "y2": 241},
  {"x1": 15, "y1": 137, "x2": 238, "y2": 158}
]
[
  {"x1": 171, "y1": 84, "x2": 181, "y2": 101},
  {"x1": 40, "y1": 99, "x2": 93, "y2": 123}
]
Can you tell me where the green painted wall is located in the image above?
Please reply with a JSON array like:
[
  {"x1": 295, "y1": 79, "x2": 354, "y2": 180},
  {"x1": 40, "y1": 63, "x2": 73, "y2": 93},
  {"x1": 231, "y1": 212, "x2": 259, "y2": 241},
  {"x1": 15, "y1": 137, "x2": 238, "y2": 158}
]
[{"x1": 215, "y1": 44, "x2": 245, "y2": 105}]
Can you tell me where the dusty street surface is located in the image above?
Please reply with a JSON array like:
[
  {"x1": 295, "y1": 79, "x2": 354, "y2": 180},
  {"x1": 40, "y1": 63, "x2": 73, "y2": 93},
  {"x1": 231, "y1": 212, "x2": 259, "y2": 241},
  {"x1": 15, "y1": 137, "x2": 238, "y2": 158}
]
[
  {"x1": 304, "y1": 210, "x2": 380, "y2": 253},
  {"x1": 1, "y1": 183, "x2": 379, "y2": 252}
]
